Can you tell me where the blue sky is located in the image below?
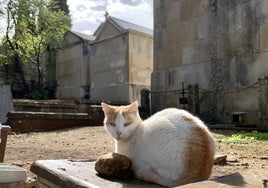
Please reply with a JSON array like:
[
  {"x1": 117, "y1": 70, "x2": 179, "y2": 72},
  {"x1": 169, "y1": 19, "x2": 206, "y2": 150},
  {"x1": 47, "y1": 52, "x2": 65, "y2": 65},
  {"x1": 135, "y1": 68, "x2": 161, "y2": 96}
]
[{"x1": 67, "y1": 0, "x2": 153, "y2": 35}]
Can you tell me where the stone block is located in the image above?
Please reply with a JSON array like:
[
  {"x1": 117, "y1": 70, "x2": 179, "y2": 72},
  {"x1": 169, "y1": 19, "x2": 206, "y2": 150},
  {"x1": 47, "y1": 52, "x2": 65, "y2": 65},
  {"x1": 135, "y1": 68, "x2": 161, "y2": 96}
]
[
  {"x1": 93, "y1": 53, "x2": 126, "y2": 73},
  {"x1": 93, "y1": 69, "x2": 126, "y2": 87},
  {"x1": 181, "y1": 0, "x2": 201, "y2": 20},
  {"x1": 172, "y1": 19, "x2": 197, "y2": 45},
  {"x1": 238, "y1": 52, "x2": 268, "y2": 85},
  {"x1": 182, "y1": 42, "x2": 198, "y2": 65},
  {"x1": 198, "y1": 37, "x2": 217, "y2": 63},
  {"x1": 57, "y1": 44, "x2": 82, "y2": 63},
  {"x1": 167, "y1": 62, "x2": 211, "y2": 90},
  {"x1": 0, "y1": 85, "x2": 14, "y2": 123},
  {"x1": 216, "y1": 30, "x2": 259, "y2": 59},
  {"x1": 154, "y1": 46, "x2": 182, "y2": 70},
  {"x1": 198, "y1": 0, "x2": 210, "y2": 15},
  {"x1": 198, "y1": 9, "x2": 229, "y2": 39},
  {"x1": 260, "y1": 23, "x2": 268, "y2": 52},
  {"x1": 165, "y1": 22, "x2": 180, "y2": 46},
  {"x1": 214, "y1": 154, "x2": 227, "y2": 165},
  {"x1": 90, "y1": 85, "x2": 129, "y2": 103},
  {"x1": 58, "y1": 58, "x2": 81, "y2": 76},
  {"x1": 216, "y1": 33, "x2": 233, "y2": 59},
  {"x1": 56, "y1": 86, "x2": 84, "y2": 99},
  {"x1": 166, "y1": 1, "x2": 181, "y2": 24}
]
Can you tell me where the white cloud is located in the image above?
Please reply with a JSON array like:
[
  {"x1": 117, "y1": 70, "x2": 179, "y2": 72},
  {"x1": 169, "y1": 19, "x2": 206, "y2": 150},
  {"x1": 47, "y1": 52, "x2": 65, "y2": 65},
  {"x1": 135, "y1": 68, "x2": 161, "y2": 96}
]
[
  {"x1": 0, "y1": 0, "x2": 153, "y2": 38},
  {"x1": 67, "y1": 0, "x2": 153, "y2": 35}
]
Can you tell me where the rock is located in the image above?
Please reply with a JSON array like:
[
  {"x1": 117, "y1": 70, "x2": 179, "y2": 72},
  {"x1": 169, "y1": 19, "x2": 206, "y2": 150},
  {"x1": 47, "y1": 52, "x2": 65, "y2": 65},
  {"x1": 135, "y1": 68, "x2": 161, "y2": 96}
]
[
  {"x1": 95, "y1": 152, "x2": 133, "y2": 179},
  {"x1": 227, "y1": 155, "x2": 238, "y2": 163},
  {"x1": 214, "y1": 154, "x2": 227, "y2": 165}
]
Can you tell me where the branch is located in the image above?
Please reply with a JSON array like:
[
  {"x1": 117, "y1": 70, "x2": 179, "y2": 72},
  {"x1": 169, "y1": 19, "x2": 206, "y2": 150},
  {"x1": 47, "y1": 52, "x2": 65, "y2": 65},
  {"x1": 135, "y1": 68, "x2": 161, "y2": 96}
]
[{"x1": 5, "y1": 0, "x2": 15, "y2": 50}]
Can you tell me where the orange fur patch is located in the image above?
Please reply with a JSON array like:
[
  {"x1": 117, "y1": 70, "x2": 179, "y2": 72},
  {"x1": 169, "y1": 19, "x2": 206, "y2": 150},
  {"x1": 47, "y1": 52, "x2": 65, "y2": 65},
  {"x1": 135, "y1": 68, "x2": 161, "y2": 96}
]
[
  {"x1": 182, "y1": 115, "x2": 195, "y2": 123},
  {"x1": 179, "y1": 126, "x2": 214, "y2": 185},
  {"x1": 105, "y1": 105, "x2": 134, "y2": 125}
]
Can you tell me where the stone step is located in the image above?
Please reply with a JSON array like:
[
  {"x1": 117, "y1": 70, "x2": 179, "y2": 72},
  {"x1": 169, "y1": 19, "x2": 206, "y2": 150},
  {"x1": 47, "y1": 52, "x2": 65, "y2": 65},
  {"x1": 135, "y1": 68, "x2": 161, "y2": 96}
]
[
  {"x1": 7, "y1": 111, "x2": 96, "y2": 132},
  {"x1": 13, "y1": 99, "x2": 79, "y2": 113}
]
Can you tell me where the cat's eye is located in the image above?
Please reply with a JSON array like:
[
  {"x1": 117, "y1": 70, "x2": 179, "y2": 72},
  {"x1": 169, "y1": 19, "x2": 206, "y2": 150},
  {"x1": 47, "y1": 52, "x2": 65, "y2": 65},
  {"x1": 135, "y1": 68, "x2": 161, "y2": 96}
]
[
  {"x1": 124, "y1": 122, "x2": 131, "y2": 127},
  {"x1": 110, "y1": 122, "x2": 116, "y2": 126}
]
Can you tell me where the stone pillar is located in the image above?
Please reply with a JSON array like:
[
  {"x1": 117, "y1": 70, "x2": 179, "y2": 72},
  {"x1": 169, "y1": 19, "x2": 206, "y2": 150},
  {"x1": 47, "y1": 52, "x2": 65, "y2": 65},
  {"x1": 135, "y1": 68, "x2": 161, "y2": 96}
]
[
  {"x1": 0, "y1": 85, "x2": 14, "y2": 123},
  {"x1": 188, "y1": 84, "x2": 200, "y2": 116},
  {"x1": 258, "y1": 76, "x2": 268, "y2": 132}
]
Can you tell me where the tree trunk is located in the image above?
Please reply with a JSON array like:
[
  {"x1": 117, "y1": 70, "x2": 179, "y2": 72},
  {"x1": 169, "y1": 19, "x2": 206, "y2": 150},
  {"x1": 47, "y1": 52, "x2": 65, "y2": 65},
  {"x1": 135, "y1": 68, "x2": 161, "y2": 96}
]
[
  {"x1": 36, "y1": 58, "x2": 43, "y2": 91},
  {"x1": 12, "y1": 52, "x2": 29, "y2": 95}
]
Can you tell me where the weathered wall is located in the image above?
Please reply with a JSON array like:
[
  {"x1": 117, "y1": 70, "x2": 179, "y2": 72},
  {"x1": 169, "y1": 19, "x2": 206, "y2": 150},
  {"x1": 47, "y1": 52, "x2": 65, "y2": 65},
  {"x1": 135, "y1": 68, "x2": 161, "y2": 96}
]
[
  {"x1": 128, "y1": 31, "x2": 153, "y2": 102},
  {"x1": 90, "y1": 34, "x2": 129, "y2": 103},
  {"x1": 56, "y1": 39, "x2": 90, "y2": 99},
  {"x1": 90, "y1": 31, "x2": 153, "y2": 104},
  {"x1": 152, "y1": 0, "x2": 268, "y2": 124}
]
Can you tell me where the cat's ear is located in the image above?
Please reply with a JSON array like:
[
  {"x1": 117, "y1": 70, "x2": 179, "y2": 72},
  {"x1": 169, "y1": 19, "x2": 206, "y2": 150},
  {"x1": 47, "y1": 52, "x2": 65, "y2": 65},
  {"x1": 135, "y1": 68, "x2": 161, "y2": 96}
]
[
  {"x1": 128, "y1": 101, "x2": 139, "y2": 114},
  {"x1": 101, "y1": 102, "x2": 114, "y2": 115}
]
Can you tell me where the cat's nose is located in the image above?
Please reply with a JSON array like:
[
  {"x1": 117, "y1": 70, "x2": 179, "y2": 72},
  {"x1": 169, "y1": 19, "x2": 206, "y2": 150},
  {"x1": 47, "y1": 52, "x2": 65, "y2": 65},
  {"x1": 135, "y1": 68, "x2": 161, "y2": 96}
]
[
  {"x1": 116, "y1": 131, "x2": 122, "y2": 139},
  {"x1": 116, "y1": 131, "x2": 122, "y2": 136}
]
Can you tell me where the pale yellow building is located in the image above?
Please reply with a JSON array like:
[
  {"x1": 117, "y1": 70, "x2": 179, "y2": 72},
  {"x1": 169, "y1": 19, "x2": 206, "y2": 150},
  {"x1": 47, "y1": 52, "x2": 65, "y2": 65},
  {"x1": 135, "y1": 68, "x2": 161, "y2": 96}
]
[{"x1": 56, "y1": 15, "x2": 153, "y2": 104}]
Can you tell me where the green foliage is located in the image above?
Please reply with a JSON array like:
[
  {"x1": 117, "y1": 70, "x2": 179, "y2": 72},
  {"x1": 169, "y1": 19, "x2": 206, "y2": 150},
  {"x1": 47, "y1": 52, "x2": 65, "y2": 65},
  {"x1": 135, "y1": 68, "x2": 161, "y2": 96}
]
[
  {"x1": 0, "y1": 0, "x2": 71, "y2": 98},
  {"x1": 222, "y1": 131, "x2": 268, "y2": 143},
  {"x1": 10, "y1": 0, "x2": 71, "y2": 63},
  {"x1": 25, "y1": 89, "x2": 49, "y2": 100}
]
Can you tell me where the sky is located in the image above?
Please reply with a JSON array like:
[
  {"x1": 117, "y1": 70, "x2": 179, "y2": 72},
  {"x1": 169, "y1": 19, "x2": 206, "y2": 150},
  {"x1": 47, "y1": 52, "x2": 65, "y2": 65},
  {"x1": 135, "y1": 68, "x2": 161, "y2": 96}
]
[
  {"x1": 67, "y1": 0, "x2": 153, "y2": 35},
  {"x1": 0, "y1": 0, "x2": 153, "y2": 38}
]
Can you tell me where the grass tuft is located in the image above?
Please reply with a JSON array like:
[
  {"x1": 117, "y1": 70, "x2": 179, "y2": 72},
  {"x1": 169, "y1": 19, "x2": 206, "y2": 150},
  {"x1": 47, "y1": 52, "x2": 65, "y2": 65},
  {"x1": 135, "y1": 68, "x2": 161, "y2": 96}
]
[{"x1": 222, "y1": 131, "x2": 268, "y2": 143}]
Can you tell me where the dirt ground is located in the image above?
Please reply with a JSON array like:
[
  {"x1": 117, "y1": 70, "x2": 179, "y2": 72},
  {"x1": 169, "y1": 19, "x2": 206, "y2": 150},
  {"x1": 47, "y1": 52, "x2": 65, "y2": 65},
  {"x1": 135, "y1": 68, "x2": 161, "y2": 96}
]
[{"x1": 4, "y1": 126, "x2": 268, "y2": 185}]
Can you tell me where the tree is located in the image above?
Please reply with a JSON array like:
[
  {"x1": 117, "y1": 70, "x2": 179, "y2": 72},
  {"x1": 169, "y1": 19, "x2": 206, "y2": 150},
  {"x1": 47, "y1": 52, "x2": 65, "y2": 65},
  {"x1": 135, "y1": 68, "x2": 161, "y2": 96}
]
[
  {"x1": 0, "y1": 0, "x2": 71, "y2": 98},
  {"x1": 52, "y1": 0, "x2": 69, "y2": 14}
]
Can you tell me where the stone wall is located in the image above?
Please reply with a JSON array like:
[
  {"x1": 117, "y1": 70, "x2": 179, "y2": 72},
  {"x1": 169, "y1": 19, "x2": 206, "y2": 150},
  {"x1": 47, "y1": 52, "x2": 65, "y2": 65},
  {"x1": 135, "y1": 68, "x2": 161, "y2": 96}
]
[
  {"x1": 152, "y1": 0, "x2": 268, "y2": 124},
  {"x1": 90, "y1": 34, "x2": 129, "y2": 103},
  {"x1": 56, "y1": 42, "x2": 90, "y2": 99}
]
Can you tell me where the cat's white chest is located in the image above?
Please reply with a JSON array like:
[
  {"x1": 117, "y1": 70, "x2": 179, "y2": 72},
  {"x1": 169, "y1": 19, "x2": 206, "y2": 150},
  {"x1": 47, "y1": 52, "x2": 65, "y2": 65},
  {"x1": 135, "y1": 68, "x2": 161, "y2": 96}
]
[{"x1": 115, "y1": 137, "x2": 137, "y2": 158}]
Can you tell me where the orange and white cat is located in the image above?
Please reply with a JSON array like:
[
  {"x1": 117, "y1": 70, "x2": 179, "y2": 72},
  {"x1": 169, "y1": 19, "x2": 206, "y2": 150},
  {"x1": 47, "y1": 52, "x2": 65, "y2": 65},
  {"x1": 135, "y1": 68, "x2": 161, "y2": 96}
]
[{"x1": 101, "y1": 101, "x2": 216, "y2": 187}]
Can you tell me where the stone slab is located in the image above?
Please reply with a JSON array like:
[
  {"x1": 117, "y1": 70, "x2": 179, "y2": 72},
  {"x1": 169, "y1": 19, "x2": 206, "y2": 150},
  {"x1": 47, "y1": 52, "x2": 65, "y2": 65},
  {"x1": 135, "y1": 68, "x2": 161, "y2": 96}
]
[
  {"x1": 0, "y1": 163, "x2": 27, "y2": 183},
  {"x1": 30, "y1": 159, "x2": 268, "y2": 188},
  {"x1": 0, "y1": 85, "x2": 14, "y2": 123},
  {"x1": 30, "y1": 160, "x2": 160, "y2": 188},
  {"x1": 180, "y1": 170, "x2": 268, "y2": 188}
]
